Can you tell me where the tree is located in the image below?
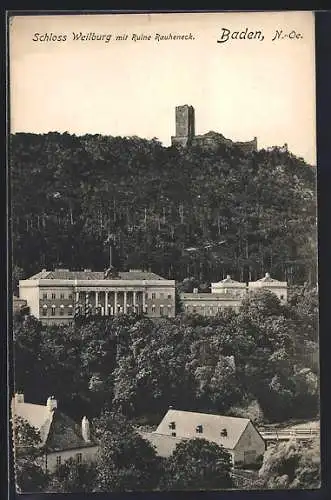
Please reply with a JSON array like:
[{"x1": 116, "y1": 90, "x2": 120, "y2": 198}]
[
  {"x1": 48, "y1": 458, "x2": 97, "y2": 493},
  {"x1": 12, "y1": 264, "x2": 25, "y2": 295},
  {"x1": 258, "y1": 438, "x2": 320, "y2": 489},
  {"x1": 93, "y1": 410, "x2": 161, "y2": 492},
  {"x1": 161, "y1": 438, "x2": 233, "y2": 491},
  {"x1": 175, "y1": 286, "x2": 184, "y2": 314},
  {"x1": 13, "y1": 416, "x2": 49, "y2": 493}
]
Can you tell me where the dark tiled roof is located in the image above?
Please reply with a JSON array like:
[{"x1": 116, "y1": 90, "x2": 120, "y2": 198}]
[
  {"x1": 119, "y1": 271, "x2": 165, "y2": 280},
  {"x1": 29, "y1": 270, "x2": 166, "y2": 281},
  {"x1": 12, "y1": 400, "x2": 97, "y2": 452},
  {"x1": 46, "y1": 411, "x2": 97, "y2": 452}
]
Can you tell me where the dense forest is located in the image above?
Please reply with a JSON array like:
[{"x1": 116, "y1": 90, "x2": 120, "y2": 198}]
[
  {"x1": 14, "y1": 289, "x2": 319, "y2": 425},
  {"x1": 10, "y1": 132, "x2": 316, "y2": 285}
]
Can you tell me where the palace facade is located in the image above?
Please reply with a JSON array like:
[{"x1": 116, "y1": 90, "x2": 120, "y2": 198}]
[{"x1": 18, "y1": 268, "x2": 176, "y2": 325}]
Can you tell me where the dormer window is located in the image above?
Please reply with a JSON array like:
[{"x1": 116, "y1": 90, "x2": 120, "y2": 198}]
[
  {"x1": 221, "y1": 428, "x2": 228, "y2": 437},
  {"x1": 169, "y1": 421, "x2": 176, "y2": 430},
  {"x1": 196, "y1": 424, "x2": 203, "y2": 434}
]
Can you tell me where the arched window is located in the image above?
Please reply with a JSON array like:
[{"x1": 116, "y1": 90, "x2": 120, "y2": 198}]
[
  {"x1": 51, "y1": 305, "x2": 56, "y2": 316},
  {"x1": 59, "y1": 304, "x2": 64, "y2": 316}
]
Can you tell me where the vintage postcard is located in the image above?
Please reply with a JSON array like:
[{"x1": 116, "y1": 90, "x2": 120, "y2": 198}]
[{"x1": 9, "y1": 11, "x2": 319, "y2": 493}]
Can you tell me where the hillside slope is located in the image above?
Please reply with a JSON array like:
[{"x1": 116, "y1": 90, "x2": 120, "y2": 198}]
[{"x1": 10, "y1": 132, "x2": 316, "y2": 284}]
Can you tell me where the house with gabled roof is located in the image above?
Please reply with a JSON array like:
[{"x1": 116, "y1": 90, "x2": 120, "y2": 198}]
[
  {"x1": 141, "y1": 409, "x2": 265, "y2": 466},
  {"x1": 11, "y1": 393, "x2": 98, "y2": 473}
]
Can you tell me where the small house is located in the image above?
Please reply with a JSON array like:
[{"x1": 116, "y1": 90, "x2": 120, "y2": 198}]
[
  {"x1": 11, "y1": 393, "x2": 98, "y2": 473},
  {"x1": 142, "y1": 409, "x2": 265, "y2": 466}
]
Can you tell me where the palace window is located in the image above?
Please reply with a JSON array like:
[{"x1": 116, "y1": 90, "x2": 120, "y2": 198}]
[
  {"x1": 42, "y1": 305, "x2": 47, "y2": 316},
  {"x1": 56, "y1": 456, "x2": 62, "y2": 466},
  {"x1": 167, "y1": 294, "x2": 172, "y2": 299},
  {"x1": 51, "y1": 305, "x2": 56, "y2": 316},
  {"x1": 51, "y1": 293, "x2": 56, "y2": 299},
  {"x1": 76, "y1": 453, "x2": 82, "y2": 464},
  {"x1": 160, "y1": 305, "x2": 164, "y2": 316},
  {"x1": 160, "y1": 292, "x2": 164, "y2": 299},
  {"x1": 68, "y1": 305, "x2": 73, "y2": 315},
  {"x1": 172, "y1": 432, "x2": 176, "y2": 437},
  {"x1": 59, "y1": 305, "x2": 64, "y2": 316},
  {"x1": 152, "y1": 292, "x2": 156, "y2": 300},
  {"x1": 152, "y1": 304, "x2": 156, "y2": 313},
  {"x1": 60, "y1": 293, "x2": 65, "y2": 299},
  {"x1": 42, "y1": 293, "x2": 47, "y2": 300}
]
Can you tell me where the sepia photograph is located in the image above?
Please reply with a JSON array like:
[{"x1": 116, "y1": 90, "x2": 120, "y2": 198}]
[{"x1": 8, "y1": 11, "x2": 320, "y2": 493}]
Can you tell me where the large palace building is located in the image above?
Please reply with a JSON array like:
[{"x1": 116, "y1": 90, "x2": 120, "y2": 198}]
[{"x1": 19, "y1": 268, "x2": 176, "y2": 325}]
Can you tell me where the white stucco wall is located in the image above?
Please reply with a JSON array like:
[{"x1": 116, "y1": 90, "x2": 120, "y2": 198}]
[
  {"x1": 19, "y1": 282, "x2": 40, "y2": 318},
  {"x1": 46, "y1": 445, "x2": 99, "y2": 473},
  {"x1": 233, "y1": 422, "x2": 265, "y2": 465}
]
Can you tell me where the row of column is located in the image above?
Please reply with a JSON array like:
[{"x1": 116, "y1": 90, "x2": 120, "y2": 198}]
[{"x1": 75, "y1": 290, "x2": 146, "y2": 316}]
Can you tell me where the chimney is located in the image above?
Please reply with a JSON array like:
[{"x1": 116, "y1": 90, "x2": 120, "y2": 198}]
[
  {"x1": 82, "y1": 416, "x2": 90, "y2": 442},
  {"x1": 14, "y1": 393, "x2": 24, "y2": 404},
  {"x1": 46, "y1": 396, "x2": 57, "y2": 411}
]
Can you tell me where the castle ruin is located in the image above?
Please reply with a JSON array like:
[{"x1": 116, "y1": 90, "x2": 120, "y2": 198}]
[{"x1": 171, "y1": 104, "x2": 257, "y2": 153}]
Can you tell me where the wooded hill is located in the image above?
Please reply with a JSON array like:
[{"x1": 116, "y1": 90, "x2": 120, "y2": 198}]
[{"x1": 10, "y1": 132, "x2": 316, "y2": 285}]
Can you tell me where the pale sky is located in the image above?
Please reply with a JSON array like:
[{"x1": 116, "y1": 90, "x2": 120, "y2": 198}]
[{"x1": 9, "y1": 11, "x2": 316, "y2": 164}]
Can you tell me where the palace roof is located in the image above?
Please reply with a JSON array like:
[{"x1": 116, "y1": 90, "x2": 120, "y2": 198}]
[{"x1": 27, "y1": 269, "x2": 166, "y2": 281}]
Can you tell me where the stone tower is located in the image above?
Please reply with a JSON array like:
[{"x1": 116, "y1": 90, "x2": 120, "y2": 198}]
[{"x1": 171, "y1": 105, "x2": 195, "y2": 147}]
